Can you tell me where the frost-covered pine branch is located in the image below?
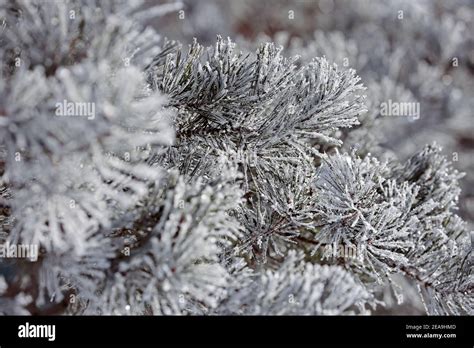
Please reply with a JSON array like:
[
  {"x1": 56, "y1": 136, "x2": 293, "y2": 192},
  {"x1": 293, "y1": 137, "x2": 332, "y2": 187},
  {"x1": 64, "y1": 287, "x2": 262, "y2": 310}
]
[
  {"x1": 217, "y1": 250, "x2": 372, "y2": 315},
  {"x1": 147, "y1": 36, "x2": 366, "y2": 259},
  {"x1": 311, "y1": 146, "x2": 472, "y2": 314},
  {"x1": 85, "y1": 167, "x2": 242, "y2": 315},
  {"x1": 0, "y1": 0, "x2": 176, "y2": 313}
]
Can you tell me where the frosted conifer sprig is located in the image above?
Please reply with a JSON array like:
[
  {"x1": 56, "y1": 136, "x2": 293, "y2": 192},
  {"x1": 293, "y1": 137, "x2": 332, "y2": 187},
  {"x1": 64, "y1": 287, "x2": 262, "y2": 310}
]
[
  {"x1": 311, "y1": 148, "x2": 472, "y2": 314},
  {"x1": 219, "y1": 250, "x2": 371, "y2": 315},
  {"x1": 148, "y1": 37, "x2": 366, "y2": 258},
  {"x1": 86, "y1": 170, "x2": 242, "y2": 315},
  {"x1": 148, "y1": 36, "x2": 365, "y2": 148},
  {"x1": 0, "y1": 0, "x2": 175, "y2": 255},
  {"x1": 0, "y1": 0, "x2": 177, "y2": 313},
  {"x1": 313, "y1": 151, "x2": 417, "y2": 279}
]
